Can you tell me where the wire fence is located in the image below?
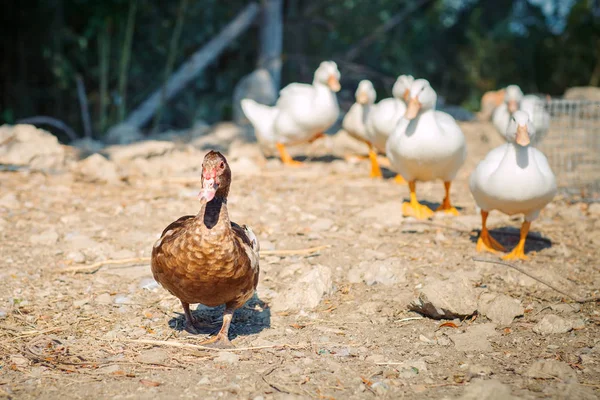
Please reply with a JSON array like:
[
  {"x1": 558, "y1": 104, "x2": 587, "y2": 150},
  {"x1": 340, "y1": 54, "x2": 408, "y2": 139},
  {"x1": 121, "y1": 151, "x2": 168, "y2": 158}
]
[{"x1": 534, "y1": 99, "x2": 600, "y2": 201}]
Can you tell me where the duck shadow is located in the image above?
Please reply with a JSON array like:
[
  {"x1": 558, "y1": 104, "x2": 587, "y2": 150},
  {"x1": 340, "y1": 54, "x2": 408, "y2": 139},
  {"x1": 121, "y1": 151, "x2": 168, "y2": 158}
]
[
  {"x1": 469, "y1": 225, "x2": 553, "y2": 254},
  {"x1": 294, "y1": 154, "x2": 344, "y2": 163},
  {"x1": 168, "y1": 294, "x2": 270, "y2": 339},
  {"x1": 399, "y1": 197, "x2": 466, "y2": 215}
]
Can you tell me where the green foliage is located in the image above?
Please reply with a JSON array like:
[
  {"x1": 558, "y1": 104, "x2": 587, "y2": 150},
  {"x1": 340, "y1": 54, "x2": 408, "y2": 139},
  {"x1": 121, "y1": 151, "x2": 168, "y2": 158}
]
[{"x1": 0, "y1": 0, "x2": 597, "y2": 141}]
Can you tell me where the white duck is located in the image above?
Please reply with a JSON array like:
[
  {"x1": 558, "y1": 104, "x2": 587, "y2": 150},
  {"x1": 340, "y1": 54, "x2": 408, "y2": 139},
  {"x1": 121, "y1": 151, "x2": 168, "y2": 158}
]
[
  {"x1": 342, "y1": 80, "x2": 381, "y2": 177},
  {"x1": 470, "y1": 110, "x2": 556, "y2": 260},
  {"x1": 386, "y1": 79, "x2": 466, "y2": 219},
  {"x1": 241, "y1": 61, "x2": 341, "y2": 166},
  {"x1": 365, "y1": 74, "x2": 414, "y2": 181},
  {"x1": 492, "y1": 85, "x2": 550, "y2": 142}
]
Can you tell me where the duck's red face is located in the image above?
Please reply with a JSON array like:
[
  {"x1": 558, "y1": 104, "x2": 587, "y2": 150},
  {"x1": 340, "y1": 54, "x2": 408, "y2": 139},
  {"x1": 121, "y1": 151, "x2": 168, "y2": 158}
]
[{"x1": 198, "y1": 151, "x2": 231, "y2": 202}]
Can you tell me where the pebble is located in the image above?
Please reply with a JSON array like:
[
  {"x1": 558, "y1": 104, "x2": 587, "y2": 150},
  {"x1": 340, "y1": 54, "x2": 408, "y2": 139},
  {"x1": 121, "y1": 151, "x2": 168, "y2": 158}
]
[
  {"x1": 478, "y1": 293, "x2": 524, "y2": 326},
  {"x1": 65, "y1": 251, "x2": 86, "y2": 263},
  {"x1": 139, "y1": 277, "x2": 160, "y2": 290},
  {"x1": 29, "y1": 229, "x2": 59, "y2": 246},
  {"x1": 0, "y1": 309, "x2": 7, "y2": 319},
  {"x1": 113, "y1": 295, "x2": 130, "y2": 304},
  {"x1": 371, "y1": 381, "x2": 390, "y2": 395},
  {"x1": 138, "y1": 349, "x2": 169, "y2": 364},
  {"x1": 309, "y1": 218, "x2": 334, "y2": 232},
  {"x1": 215, "y1": 352, "x2": 239, "y2": 364},
  {"x1": 533, "y1": 314, "x2": 573, "y2": 335},
  {"x1": 409, "y1": 276, "x2": 478, "y2": 319},
  {"x1": 95, "y1": 293, "x2": 112, "y2": 305}
]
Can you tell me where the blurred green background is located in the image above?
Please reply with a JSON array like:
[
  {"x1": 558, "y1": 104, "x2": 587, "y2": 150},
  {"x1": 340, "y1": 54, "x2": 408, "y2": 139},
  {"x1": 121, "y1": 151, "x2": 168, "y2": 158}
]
[{"x1": 0, "y1": 0, "x2": 598, "y2": 141}]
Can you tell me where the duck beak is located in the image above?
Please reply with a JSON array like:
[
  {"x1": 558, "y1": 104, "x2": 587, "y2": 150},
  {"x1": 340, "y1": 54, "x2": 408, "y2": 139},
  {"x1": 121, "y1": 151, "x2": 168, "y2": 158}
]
[
  {"x1": 515, "y1": 124, "x2": 530, "y2": 146},
  {"x1": 507, "y1": 100, "x2": 518, "y2": 113},
  {"x1": 356, "y1": 91, "x2": 369, "y2": 104},
  {"x1": 404, "y1": 97, "x2": 421, "y2": 120},
  {"x1": 198, "y1": 176, "x2": 218, "y2": 202},
  {"x1": 327, "y1": 75, "x2": 341, "y2": 92},
  {"x1": 403, "y1": 89, "x2": 410, "y2": 103}
]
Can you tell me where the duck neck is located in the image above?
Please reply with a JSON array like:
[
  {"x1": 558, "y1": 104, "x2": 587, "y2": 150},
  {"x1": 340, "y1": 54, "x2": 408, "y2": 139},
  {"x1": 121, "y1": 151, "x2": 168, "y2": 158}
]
[
  {"x1": 314, "y1": 82, "x2": 337, "y2": 106},
  {"x1": 506, "y1": 142, "x2": 530, "y2": 169},
  {"x1": 199, "y1": 196, "x2": 230, "y2": 231}
]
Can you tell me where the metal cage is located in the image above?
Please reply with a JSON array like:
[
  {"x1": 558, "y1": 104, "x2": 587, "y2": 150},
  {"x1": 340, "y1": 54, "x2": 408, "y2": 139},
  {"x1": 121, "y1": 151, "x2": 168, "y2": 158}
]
[{"x1": 534, "y1": 99, "x2": 600, "y2": 201}]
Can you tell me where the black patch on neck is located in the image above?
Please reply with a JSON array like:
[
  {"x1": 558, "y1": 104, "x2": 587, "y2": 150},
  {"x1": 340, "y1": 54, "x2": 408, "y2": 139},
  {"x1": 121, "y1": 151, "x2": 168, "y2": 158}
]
[{"x1": 202, "y1": 197, "x2": 226, "y2": 229}]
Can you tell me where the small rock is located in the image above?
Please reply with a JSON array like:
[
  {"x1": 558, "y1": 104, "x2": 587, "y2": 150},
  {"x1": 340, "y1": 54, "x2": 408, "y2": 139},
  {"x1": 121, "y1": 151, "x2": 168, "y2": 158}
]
[
  {"x1": 113, "y1": 295, "x2": 130, "y2": 304},
  {"x1": 138, "y1": 349, "x2": 169, "y2": 364},
  {"x1": 449, "y1": 323, "x2": 498, "y2": 353},
  {"x1": 459, "y1": 379, "x2": 518, "y2": 400},
  {"x1": 526, "y1": 359, "x2": 576, "y2": 382},
  {"x1": 0, "y1": 124, "x2": 65, "y2": 170},
  {"x1": 0, "y1": 309, "x2": 7, "y2": 319},
  {"x1": 198, "y1": 376, "x2": 210, "y2": 385},
  {"x1": 393, "y1": 359, "x2": 428, "y2": 379},
  {"x1": 95, "y1": 293, "x2": 112, "y2": 305},
  {"x1": 139, "y1": 277, "x2": 159, "y2": 290},
  {"x1": 309, "y1": 218, "x2": 334, "y2": 232},
  {"x1": 271, "y1": 265, "x2": 333, "y2": 312},
  {"x1": 371, "y1": 381, "x2": 390, "y2": 395},
  {"x1": 478, "y1": 293, "x2": 524, "y2": 326},
  {"x1": 105, "y1": 140, "x2": 175, "y2": 163},
  {"x1": 10, "y1": 355, "x2": 30, "y2": 367},
  {"x1": 214, "y1": 352, "x2": 239, "y2": 364},
  {"x1": 0, "y1": 194, "x2": 19, "y2": 209},
  {"x1": 65, "y1": 251, "x2": 86, "y2": 263},
  {"x1": 533, "y1": 314, "x2": 573, "y2": 335},
  {"x1": 29, "y1": 229, "x2": 59, "y2": 246},
  {"x1": 74, "y1": 153, "x2": 120, "y2": 183},
  {"x1": 409, "y1": 276, "x2": 478, "y2": 319},
  {"x1": 98, "y1": 364, "x2": 122, "y2": 374},
  {"x1": 572, "y1": 318, "x2": 585, "y2": 330},
  {"x1": 466, "y1": 364, "x2": 493, "y2": 381},
  {"x1": 348, "y1": 259, "x2": 406, "y2": 286}
]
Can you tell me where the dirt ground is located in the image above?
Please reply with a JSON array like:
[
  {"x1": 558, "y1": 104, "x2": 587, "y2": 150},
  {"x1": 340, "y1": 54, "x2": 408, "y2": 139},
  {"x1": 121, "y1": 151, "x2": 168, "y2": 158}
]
[{"x1": 0, "y1": 121, "x2": 599, "y2": 400}]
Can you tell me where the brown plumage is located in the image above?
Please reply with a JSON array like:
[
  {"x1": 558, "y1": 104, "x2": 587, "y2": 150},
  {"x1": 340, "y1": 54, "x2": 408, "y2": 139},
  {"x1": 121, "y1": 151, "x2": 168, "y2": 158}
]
[{"x1": 151, "y1": 151, "x2": 260, "y2": 347}]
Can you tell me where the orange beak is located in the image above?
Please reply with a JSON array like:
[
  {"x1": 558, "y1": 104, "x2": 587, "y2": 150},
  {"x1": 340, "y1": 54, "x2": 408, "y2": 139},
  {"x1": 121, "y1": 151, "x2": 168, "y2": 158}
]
[
  {"x1": 507, "y1": 100, "x2": 518, "y2": 113},
  {"x1": 404, "y1": 97, "x2": 421, "y2": 120},
  {"x1": 403, "y1": 89, "x2": 410, "y2": 103},
  {"x1": 327, "y1": 75, "x2": 341, "y2": 92},
  {"x1": 515, "y1": 124, "x2": 530, "y2": 146},
  {"x1": 356, "y1": 91, "x2": 369, "y2": 104}
]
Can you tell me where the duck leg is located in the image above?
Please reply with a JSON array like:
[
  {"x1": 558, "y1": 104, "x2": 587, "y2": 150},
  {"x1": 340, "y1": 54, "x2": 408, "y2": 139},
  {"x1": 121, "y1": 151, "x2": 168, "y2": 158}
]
[
  {"x1": 402, "y1": 181, "x2": 434, "y2": 219},
  {"x1": 276, "y1": 142, "x2": 303, "y2": 166},
  {"x1": 394, "y1": 174, "x2": 407, "y2": 184},
  {"x1": 199, "y1": 307, "x2": 234, "y2": 348},
  {"x1": 502, "y1": 221, "x2": 530, "y2": 261},
  {"x1": 436, "y1": 181, "x2": 460, "y2": 215},
  {"x1": 181, "y1": 301, "x2": 212, "y2": 333},
  {"x1": 476, "y1": 211, "x2": 506, "y2": 253},
  {"x1": 368, "y1": 143, "x2": 383, "y2": 178}
]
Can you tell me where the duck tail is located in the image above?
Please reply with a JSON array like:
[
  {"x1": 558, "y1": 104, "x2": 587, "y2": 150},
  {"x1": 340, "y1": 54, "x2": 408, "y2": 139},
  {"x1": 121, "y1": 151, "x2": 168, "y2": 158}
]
[{"x1": 241, "y1": 99, "x2": 278, "y2": 144}]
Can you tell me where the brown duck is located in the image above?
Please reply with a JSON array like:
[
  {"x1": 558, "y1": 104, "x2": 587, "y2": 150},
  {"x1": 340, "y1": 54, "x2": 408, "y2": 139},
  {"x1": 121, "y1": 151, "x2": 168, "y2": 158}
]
[{"x1": 151, "y1": 151, "x2": 260, "y2": 347}]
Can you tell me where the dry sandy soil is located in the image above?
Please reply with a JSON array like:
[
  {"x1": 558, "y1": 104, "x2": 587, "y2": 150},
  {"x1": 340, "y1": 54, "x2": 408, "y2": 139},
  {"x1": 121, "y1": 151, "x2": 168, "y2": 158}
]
[{"x1": 0, "y1": 121, "x2": 599, "y2": 399}]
